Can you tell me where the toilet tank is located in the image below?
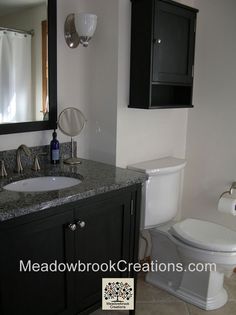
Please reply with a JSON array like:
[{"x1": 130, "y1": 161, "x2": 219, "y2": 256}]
[{"x1": 128, "y1": 157, "x2": 186, "y2": 229}]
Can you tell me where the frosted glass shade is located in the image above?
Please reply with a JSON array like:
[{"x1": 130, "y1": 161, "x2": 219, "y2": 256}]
[
  {"x1": 74, "y1": 13, "x2": 97, "y2": 38},
  {"x1": 64, "y1": 13, "x2": 97, "y2": 48}
]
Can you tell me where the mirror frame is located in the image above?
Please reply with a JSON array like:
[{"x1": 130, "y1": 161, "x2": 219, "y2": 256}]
[{"x1": 0, "y1": 0, "x2": 57, "y2": 135}]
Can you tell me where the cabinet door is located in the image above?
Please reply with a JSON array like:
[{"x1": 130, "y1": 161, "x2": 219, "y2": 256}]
[
  {"x1": 74, "y1": 194, "x2": 132, "y2": 313},
  {"x1": 152, "y1": 0, "x2": 196, "y2": 84},
  {"x1": 0, "y1": 211, "x2": 74, "y2": 315}
]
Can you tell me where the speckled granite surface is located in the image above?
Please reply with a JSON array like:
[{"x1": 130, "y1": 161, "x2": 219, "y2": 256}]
[{"x1": 0, "y1": 157, "x2": 147, "y2": 222}]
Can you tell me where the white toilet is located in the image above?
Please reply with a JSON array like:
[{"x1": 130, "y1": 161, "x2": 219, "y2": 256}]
[{"x1": 128, "y1": 157, "x2": 236, "y2": 310}]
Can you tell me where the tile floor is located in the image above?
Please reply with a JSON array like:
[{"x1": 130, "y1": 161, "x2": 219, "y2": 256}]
[{"x1": 92, "y1": 272, "x2": 236, "y2": 315}]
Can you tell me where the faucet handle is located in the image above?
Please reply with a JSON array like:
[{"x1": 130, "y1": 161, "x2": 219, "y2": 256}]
[
  {"x1": 32, "y1": 155, "x2": 41, "y2": 172},
  {"x1": 0, "y1": 160, "x2": 7, "y2": 178},
  {"x1": 31, "y1": 152, "x2": 47, "y2": 172}
]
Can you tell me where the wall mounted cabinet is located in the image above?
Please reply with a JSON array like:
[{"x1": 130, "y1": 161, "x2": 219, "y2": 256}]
[{"x1": 129, "y1": 0, "x2": 198, "y2": 109}]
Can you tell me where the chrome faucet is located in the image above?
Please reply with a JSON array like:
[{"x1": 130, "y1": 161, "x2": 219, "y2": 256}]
[
  {"x1": 15, "y1": 144, "x2": 32, "y2": 173},
  {"x1": 0, "y1": 160, "x2": 7, "y2": 177}
]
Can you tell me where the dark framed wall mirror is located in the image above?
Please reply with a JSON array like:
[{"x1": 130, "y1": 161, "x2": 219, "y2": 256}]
[{"x1": 0, "y1": 0, "x2": 57, "y2": 135}]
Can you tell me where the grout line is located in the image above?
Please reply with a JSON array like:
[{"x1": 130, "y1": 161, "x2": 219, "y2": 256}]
[
  {"x1": 184, "y1": 302, "x2": 191, "y2": 315},
  {"x1": 136, "y1": 300, "x2": 186, "y2": 304}
]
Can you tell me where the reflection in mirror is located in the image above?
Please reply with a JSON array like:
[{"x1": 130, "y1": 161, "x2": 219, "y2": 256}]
[{"x1": 0, "y1": 0, "x2": 48, "y2": 124}]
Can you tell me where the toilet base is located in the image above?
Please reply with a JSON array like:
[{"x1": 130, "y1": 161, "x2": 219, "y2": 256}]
[{"x1": 146, "y1": 270, "x2": 228, "y2": 310}]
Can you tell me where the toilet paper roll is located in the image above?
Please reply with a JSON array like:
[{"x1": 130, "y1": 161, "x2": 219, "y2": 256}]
[{"x1": 218, "y1": 194, "x2": 236, "y2": 216}]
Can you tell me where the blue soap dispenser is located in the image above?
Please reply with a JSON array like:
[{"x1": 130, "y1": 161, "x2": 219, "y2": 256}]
[{"x1": 50, "y1": 129, "x2": 60, "y2": 164}]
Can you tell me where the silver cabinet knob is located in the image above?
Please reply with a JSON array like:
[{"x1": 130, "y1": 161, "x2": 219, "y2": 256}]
[
  {"x1": 153, "y1": 38, "x2": 161, "y2": 45},
  {"x1": 77, "y1": 221, "x2": 86, "y2": 228},
  {"x1": 68, "y1": 223, "x2": 77, "y2": 231}
]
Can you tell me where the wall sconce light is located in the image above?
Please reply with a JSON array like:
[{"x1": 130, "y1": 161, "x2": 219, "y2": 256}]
[{"x1": 64, "y1": 13, "x2": 97, "y2": 48}]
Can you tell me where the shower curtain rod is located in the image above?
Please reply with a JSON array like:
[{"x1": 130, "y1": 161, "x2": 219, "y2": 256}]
[{"x1": 0, "y1": 27, "x2": 34, "y2": 36}]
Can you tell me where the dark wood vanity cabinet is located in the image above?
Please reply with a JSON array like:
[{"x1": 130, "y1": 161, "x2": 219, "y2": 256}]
[
  {"x1": 0, "y1": 211, "x2": 75, "y2": 315},
  {"x1": 74, "y1": 193, "x2": 133, "y2": 313},
  {"x1": 0, "y1": 186, "x2": 141, "y2": 315},
  {"x1": 129, "y1": 0, "x2": 198, "y2": 109}
]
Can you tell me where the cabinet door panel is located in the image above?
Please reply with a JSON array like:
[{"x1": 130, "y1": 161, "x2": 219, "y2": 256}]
[
  {"x1": 153, "y1": 0, "x2": 196, "y2": 84},
  {"x1": 74, "y1": 194, "x2": 131, "y2": 312},
  {"x1": 0, "y1": 211, "x2": 74, "y2": 315}
]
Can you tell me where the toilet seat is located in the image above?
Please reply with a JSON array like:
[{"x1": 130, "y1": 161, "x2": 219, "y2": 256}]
[
  {"x1": 170, "y1": 218, "x2": 236, "y2": 252},
  {"x1": 151, "y1": 222, "x2": 236, "y2": 265}
]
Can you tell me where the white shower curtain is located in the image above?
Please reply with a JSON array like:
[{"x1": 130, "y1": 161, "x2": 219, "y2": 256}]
[{"x1": 0, "y1": 31, "x2": 32, "y2": 123}]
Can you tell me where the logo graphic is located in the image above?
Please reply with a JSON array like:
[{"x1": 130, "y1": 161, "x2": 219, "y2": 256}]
[{"x1": 102, "y1": 278, "x2": 134, "y2": 310}]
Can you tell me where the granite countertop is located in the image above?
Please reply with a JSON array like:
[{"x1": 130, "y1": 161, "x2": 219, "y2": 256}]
[{"x1": 0, "y1": 159, "x2": 147, "y2": 222}]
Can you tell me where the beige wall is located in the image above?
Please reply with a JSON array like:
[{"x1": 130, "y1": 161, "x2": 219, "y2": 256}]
[{"x1": 182, "y1": 0, "x2": 236, "y2": 230}]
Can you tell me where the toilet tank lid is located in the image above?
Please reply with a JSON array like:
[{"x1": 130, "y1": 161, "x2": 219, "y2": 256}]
[
  {"x1": 170, "y1": 219, "x2": 236, "y2": 252},
  {"x1": 127, "y1": 157, "x2": 186, "y2": 175}
]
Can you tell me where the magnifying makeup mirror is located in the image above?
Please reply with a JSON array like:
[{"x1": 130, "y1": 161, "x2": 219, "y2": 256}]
[{"x1": 58, "y1": 107, "x2": 86, "y2": 165}]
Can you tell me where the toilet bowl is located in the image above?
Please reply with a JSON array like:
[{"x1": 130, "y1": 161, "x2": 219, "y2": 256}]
[
  {"x1": 146, "y1": 218, "x2": 236, "y2": 310},
  {"x1": 128, "y1": 157, "x2": 236, "y2": 310}
]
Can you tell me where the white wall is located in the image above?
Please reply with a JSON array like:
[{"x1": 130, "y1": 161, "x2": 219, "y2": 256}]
[
  {"x1": 182, "y1": 0, "x2": 236, "y2": 230},
  {"x1": 57, "y1": 0, "x2": 94, "y2": 159},
  {"x1": 0, "y1": 130, "x2": 52, "y2": 152},
  {"x1": 116, "y1": 0, "x2": 188, "y2": 168},
  {"x1": 57, "y1": 0, "x2": 119, "y2": 164},
  {"x1": 86, "y1": 0, "x2": 119, "y2": 164}
]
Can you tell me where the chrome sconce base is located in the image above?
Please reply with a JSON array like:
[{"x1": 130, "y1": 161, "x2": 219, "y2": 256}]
[{"x1": 64, "y1": 14, "x2": 80, "y2": 48}]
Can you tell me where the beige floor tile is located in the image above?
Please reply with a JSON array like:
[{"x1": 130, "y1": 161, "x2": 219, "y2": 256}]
[
  {"x1": 187, "y1": 301, "x2": 236, "y2": 315},
  {"x1": 136, "y1": 273, "x2": 183, "y2": 303},
  {"x1": 91, "y1": 309, "x2": 128, "y2": 315},
  {"x1": 90, "y1": 273, "x2": 236, "y2": 315},
  {"x1": 136, "y1": 302, "x2": 189, "y2": 315},
  {"x1": 224, "y1": 273, "x2": 236, "y2": 301}
]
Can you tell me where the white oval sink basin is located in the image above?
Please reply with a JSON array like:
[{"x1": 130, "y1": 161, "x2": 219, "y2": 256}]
[{"x1": 3, "y1": 176, "x2": 82, "y2": 192}]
